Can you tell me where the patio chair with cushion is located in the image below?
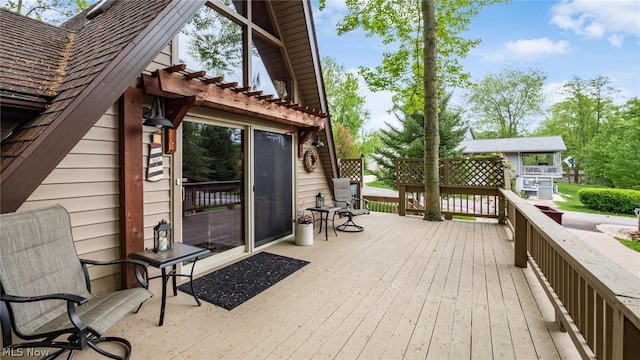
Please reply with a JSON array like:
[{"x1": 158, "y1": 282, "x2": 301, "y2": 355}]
[
  {"x1": 332, "y1": 178, "x2": 370, "y2": 232},
  {"x1": 0, "y1": 205, "x2": 152, "y2": 359}
]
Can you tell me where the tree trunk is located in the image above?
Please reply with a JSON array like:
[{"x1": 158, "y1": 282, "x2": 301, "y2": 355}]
[
  {"x1": 573, "y1": 164, "x2": 579, "y2": 184},
  {"x1": 422, "y1": 0, "x2": 442, "y2": 221}
]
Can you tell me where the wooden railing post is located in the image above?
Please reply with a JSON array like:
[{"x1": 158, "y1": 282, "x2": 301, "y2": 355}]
[
  {"x1": 514, "y1": 208, "x2": 528, "y2": 268},
  {"x1": 398, "y1": 185, "x2": 406, "y2": 216}
]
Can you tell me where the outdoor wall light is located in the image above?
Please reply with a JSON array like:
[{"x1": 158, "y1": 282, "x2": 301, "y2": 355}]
[
  {"x1": 312, "y1": 132, "x2": 325, "y2": 147},
  {"x1": 143, "y1": 98, "x2": 174, "y2": 128},
  {"x1": 152, "y1": 219, "x2": 172, "y2": 253}
]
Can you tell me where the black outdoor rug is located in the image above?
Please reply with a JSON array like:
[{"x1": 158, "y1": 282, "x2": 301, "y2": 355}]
[{"x1": 178, "y1": 252, "x2": 309, "y2": 310}]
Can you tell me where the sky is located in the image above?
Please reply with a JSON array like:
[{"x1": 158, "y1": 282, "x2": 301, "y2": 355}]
[{"x1": 311, "y1": 0, "x2": 640, "y2": 131}]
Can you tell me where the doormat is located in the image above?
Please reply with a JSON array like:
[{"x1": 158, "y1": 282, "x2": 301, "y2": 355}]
[{"x1": 178, "y1": 252, "x2": 309, "y2": 310}]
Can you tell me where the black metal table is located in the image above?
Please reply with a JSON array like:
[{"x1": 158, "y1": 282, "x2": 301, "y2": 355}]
[
  {"x1": 306, "y1": 206, "x2": 341, "y2": 241},
  {"x1": 129, "y1": 243, "x2": 210, "y2": 326}
]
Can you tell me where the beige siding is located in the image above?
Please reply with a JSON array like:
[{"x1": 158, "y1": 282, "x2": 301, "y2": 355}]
[
  {"x1": 19, "y1": 104, "x2": 122, "y2": 295},
  {"x1": 142, "y1": 40, "x2": 175, "y2": 250},
  {"x1": 296, "y1": 142, "x2": 332, "y2": 210}
]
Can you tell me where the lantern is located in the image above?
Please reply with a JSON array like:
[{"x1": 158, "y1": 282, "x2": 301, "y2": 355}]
[
  {"x1": 315, "y1": 192, "x2": 325, "y2": 208},
  {"x1": 153, "y1": 219, "x2": 172, "y2": 252}
]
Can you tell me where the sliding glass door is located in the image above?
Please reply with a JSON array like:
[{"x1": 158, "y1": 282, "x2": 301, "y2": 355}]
[
  {"x1": 181, "y1": 122, "x2": 245, "y2": 255},
  {"x1": 254, "y1": 130, "x2": 293, "y2": 247}
]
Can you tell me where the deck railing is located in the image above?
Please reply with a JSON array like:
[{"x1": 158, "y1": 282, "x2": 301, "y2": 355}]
[
  {"x1": 394, "y1": 157, "x2": 508, "y2": 221},
  {"x1": 522, "y1": 165, "x2": 563, "y2": 177},
  {"x1": 182, "y1": 180, "x2": 241, "y2": 215},
  {"x1": 364, "y1": 156, "x2": 640, "y2": 358},
  {"x1": 503, "y1": 189, "x2": 640, "y2": 359}
]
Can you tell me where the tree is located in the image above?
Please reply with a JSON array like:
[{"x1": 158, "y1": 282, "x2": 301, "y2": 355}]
[
  {"x1": 180, "y1": 4, "x2": 243, "y2": 77},
  {"x1": 423, "y1": 0, "x2": 440, "y2": 221},
  {"x1": 535, "y1": 75, "x2": 618, "y2": 183},
  {"x1": 320, "y1": 0, "x2": 506, "y2": 220},
  {"x1": 3, "y1": 0, "x2": 92, "y2": 23},
  {"x1": 465, "y1": 66, "x2": 546, "y2": 138},
  {"x1": 321, "y1": 56, "x2": 371, "y2": 159},
  {"x1": 373, "y1": 92, "x2": 467, "y2": 188},
  {"x1": 585, "y1": 98, "x2": 640, "y2": 189}
]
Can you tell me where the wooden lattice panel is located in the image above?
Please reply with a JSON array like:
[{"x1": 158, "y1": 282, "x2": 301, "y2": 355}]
[
  {"x1": 396, "y1": 158, "x2": 424, "y2": 184},
  {"x1": 339, "y1": 158, "x2": 362, "y2": 182},
  {"x1": 396, "y1": 157, "x2": 505, "y2": 187}
]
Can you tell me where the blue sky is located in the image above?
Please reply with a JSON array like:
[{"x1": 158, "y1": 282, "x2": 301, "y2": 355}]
[{"x1": 312, "y1": 0, "x2": 640, "y2": 131}]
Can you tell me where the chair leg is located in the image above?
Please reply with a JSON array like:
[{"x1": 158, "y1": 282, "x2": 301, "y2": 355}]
[
  {"x1": 336, "y1": 215, "x2": 364, "y2": 232},
  {"x1": 87, "y1": 336, "x2": 132, "y2": 360}
]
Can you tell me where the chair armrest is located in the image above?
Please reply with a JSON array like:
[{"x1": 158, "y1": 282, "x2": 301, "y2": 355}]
[
  {"x1": 80, "y1": 259, "x2": 150, "y2": 291},
  {"x1": 1, "y1": 292, "x2": 87, "y2": 305},
  {"x1": 351, "y1": 197, "x2": 370, "y2": 210}
]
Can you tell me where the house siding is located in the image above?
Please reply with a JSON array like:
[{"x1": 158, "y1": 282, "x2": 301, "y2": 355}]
[
  {"x1": 16, "y1": 42, "x2": 176, "y2": 294},
  {"x1": 296, "y1": 141, "x2": 332, "y2": 209},
  {"x1": 19, "y1": 104, "x2": 122, "y2": 294}
]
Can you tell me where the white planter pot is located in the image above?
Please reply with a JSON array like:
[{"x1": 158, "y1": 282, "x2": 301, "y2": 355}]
[{"x1": 295, "y1": 223, "x2": 314, "y2": 246}]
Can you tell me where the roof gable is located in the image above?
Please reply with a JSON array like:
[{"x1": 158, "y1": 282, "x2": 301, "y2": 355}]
[
  {"x1": 0, "y1": 0, "x2": 335, "y2": 213},
  {"x1": 1, "y1": 0, "x2": 206, "y2": 212}
]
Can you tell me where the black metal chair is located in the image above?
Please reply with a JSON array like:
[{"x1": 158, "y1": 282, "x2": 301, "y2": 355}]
[
  {"x1": 0, "y1": 205, "x2": 152, "y2": 359},
  {"x1": 332, "y1": 178, "x2": 370, "y2": 232}
]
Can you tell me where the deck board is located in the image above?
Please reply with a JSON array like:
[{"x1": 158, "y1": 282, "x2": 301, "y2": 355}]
[{"x1": 67, "y1": 212, "x2": 579, "y2": 360}]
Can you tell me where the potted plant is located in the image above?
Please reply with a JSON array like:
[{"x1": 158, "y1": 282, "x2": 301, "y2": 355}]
[{"x1": 295, "y1": 210, "x2": 314, "y2": 246}]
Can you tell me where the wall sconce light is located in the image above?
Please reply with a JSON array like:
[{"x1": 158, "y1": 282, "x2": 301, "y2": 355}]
[
  {"x1": 143, "y1": 98, "x2": 174, "y2": 128},
  {"x1": 312, "y1": 132, "x2": 325, "y2": 147}
]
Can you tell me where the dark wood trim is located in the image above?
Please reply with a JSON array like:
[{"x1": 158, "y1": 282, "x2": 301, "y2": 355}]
[
  {"x1": 165, "y1": 95, "x2": 202, "y2": 128},
  {"x1": 143, "y1": 71, "x2": 325, "y2": 129},
  {"x1": 0, "y1": 0, "x2": 206, "y2": 213},
  {"x1": 119, "y1": 87, "x2": 145, "y2": 289},
  {"x1": 297, "y1": 127, "x2": 315, "y2": 158}
]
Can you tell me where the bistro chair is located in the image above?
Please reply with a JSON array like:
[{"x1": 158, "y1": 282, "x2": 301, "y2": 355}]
[
  {"x1": 0, "y1": 205, "x2": 152, "y2": 359},
  {"x1": 332, "y1": 178, "x2": 370, "y2": 232}
]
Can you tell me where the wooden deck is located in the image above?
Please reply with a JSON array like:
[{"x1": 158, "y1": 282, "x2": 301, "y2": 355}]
[{"x1": 76, "y1": 212, "x2": 580, "y2": 359}]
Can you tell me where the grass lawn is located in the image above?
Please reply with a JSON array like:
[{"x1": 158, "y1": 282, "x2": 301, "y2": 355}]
[
  {"x1": 365, "y1": 178, "x2": 394, "y2": 190},
  {"x1": 554, "y1": 183, "x2": 636, "y2": 218}
]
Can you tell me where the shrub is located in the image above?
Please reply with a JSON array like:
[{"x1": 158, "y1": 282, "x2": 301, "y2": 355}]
[{"x1": 577, "y1": 188, "x2": 640, "y2": 214}]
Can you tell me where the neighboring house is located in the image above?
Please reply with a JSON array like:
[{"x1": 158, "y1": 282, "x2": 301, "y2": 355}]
[
  {"x1": 0, "y1": 0, "x2": 338, "y2": 293},
  {"x1": 459, "y1": 136, "x2": 567, "y2": 200}
]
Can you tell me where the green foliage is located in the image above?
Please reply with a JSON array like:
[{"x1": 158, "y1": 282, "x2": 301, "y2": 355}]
[
  {"x1": 577, "y1": 188, "x2": 640, "y2": 215},
  {"x1": 318, "y1": 0, "x2": 506, "y2": 114},
  {"x1": 4, "y1": 0, "x2": 93, "y2": 23},
  {"x1": 534, "y1": 75, "x2": 618, "y2": 182},
  {"x1": 182, "y1": 123, "x2": 242, "y2": 181},
  {"x1": 466, "y1": 66, "x2": 546, "y2": 138},
  {"x1": 585, "y1": 98, "x2": 640, "y2": 189},
  {"x1": 372, "y1": 92, "x2": 468, "y2": 188},
  {"x1": 181, "y1": 4, "x2": 243, "y2": 76},
  {"x1": 321, "y1": 56, "x2": 373, "y2": 158}
]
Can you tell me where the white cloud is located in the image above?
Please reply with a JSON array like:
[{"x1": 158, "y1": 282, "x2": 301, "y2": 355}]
[
  {"x1": 550, "y1": 0, "x2": 640, "y2": 40},
  {"x1": 608, "y1": 34, "x2": 624, "y2": 47},
  {"x1": 503, "y1": 38, "x2": 571, "y2": 59}
]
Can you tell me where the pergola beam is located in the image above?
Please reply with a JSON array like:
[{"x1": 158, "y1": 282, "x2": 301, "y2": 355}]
[{"x1": 142, "y1": 70, "x2": 325, "y2": 129}]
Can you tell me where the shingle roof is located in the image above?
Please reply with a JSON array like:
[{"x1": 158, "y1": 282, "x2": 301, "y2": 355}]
[
  {"x1": 460, "y1": 136, "x2": 567, "y2": 154},
  {"x1": 1, "y1": 0, "x2": 176, "y2": 172},
  {"x1": 0, "y1": 9, "x2": 72, "y2": 98}
]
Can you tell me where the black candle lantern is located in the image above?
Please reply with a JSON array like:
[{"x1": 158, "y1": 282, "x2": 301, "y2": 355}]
[
  {"x1": 153, "y1": 219, "x2": 172, "y2": 253},
  {"x1": 316, "y1": 192, "x2": 325, "y2": 208}
]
